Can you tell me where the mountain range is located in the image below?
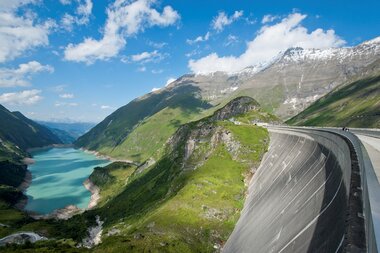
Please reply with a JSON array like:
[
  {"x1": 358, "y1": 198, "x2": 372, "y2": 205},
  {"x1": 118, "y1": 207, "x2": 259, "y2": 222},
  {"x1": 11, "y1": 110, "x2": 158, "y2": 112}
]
[
  {"x1": 38, "y1": 121, "x2": 95, "y2": 144},
  {"x1": 0, "y1": 35, "x2": 379, "y2": 252},
  {"x1": 76, "y1": 37, "x2": 380, "y2": 163}
]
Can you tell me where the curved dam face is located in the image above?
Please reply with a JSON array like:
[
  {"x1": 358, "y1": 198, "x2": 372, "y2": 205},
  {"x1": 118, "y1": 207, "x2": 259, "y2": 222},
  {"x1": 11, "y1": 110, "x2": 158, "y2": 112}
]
[{"x1": 223, "y1": 128, "x2": 352, "y2": 253}]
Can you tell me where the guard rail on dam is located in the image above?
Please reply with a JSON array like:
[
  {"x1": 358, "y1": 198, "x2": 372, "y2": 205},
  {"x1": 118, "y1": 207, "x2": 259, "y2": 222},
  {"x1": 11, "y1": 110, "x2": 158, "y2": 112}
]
[{"x1": 223, "y1": 126, "x2": 379, "y2": 253}]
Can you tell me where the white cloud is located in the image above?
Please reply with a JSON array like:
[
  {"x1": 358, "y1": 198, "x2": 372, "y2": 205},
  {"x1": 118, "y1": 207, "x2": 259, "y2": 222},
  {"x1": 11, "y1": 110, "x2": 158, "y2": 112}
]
[
  {"x1": 59, "y1": 93, "x2": 74, "y2": 99},
  {"x1": 61, "y1": 0, "x2": 93, "y2": 31},
  {"x1": 147, "y1": 40, "x2": 167, "y2": 48},
  {"x1": 151, "y1": 77, "x2": 176, "y2": 92},
  {"x1": 61, "y1": 13, "x2": 75, "y2": 31},
  {"x1": 212, "y1": 10, "x2": 243, "y2": 32},
  {"x1": 224, "y1": 34, "x2": 239, "y2": 46},
  {"x1": 189, "y1": 13, "x2": 345, "y2": 74},
  {"x1": 185, "y1": 48, "x2": 201, "y2": 58},
  {"x1": 151, "y1": 69, "x2": 163, "y2": 74},
  {"x1": 64, "y1": 0, "x2": 180, "y2": 64},
  {"x1": 261, "y1": 14, "x2": 279, "y2": 24},
  {"x1": 101, "y1": 105, "x2": 114, "y2": 109},
  {"x1": 76, "y1": 0, "x2": 92, "y2": 20},
  {"x1": 0, "y1": 0, "x2": 38, "y2": 10},
  {"x1": 0, "y1": 3, "x2": 55, "y2": 63},
  {"x1": 0, "y1": 89, "x2": 42, "y2": 105},
  {"x1": 131, "y1": 50, "x2": 164, "y2": 63},
  {"x1": 165, "y1": 77, "x2": 176, "y2": 86},
  {"x1": 186, "y1": 32, "x2": 210, "y2": 45},
  {"x1": 0, "y1": 61, "x2": 54, "y2": 87},
  {"x1": 59, "y1": 0, "x2": 72, "y2": 4},
  {"x1": 55, "y1": 102, "x2": 78, "y2": 107}
]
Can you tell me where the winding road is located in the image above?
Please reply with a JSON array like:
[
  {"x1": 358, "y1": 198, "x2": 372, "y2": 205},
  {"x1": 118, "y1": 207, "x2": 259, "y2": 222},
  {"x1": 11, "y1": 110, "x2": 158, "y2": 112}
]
[{"x1": 223, "y1": 126, "x2": 380, "y2": 253}]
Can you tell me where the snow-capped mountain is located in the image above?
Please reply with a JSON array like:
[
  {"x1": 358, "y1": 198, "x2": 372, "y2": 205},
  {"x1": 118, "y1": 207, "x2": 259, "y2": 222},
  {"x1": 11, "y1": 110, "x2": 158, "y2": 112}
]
[
  {"x1": 160, "y1": 37, "x2": 380, "y2": 119},
  {"x1": 280, "y1": 37, "x2": 380, "y2": 64}
]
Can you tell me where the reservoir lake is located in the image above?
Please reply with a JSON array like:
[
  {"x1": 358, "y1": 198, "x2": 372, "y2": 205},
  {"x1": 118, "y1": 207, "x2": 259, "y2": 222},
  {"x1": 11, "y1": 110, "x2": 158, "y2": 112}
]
[{"x1": 25, "y1": 148, "x2": 109, "y2": 214}]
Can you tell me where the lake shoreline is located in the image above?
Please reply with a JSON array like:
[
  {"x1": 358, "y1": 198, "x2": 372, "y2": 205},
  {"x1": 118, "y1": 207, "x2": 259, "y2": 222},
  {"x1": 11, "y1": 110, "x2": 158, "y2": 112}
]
[
  {"x1": 80, "y1": 148, "x2": 139, "y2": 166},
  {"x1": 15, "y1": 170, "x2": 33, "y2": 210},
  {"x1": 26, "y1": 144, "x2": 73, "y2": 153},
  {"x1": 28, "y1": 178, "x2": 100, "y2": 220},
  {"x1": 19, "y1": 146, "x2": 136, "y2": 220},
  {"x1": 20, "y1": 147, "x2": 110, "y2": 220},
  {"x1": 83, "y1": 178, "x2": 100, "y2": 209}
]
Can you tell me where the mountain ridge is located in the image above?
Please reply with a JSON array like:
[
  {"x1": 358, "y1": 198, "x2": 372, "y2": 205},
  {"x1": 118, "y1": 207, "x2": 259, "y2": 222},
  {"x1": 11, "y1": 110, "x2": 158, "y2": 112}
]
[{"x1": 76, "y1": 36, "x2": 380, "y2": 162}]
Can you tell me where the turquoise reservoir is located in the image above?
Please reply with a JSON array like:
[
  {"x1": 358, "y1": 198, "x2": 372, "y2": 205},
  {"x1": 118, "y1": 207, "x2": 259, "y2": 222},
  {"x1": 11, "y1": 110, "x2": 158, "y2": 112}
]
[{"x1": 25, "y1": 148, "x2": 109, "y2": 214}]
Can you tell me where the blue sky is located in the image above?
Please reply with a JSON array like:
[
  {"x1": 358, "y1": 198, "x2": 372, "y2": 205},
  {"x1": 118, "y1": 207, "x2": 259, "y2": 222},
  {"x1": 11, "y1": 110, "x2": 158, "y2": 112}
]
[{"x1": 0, "y1": 0, "x2": 379, "y2": 122}]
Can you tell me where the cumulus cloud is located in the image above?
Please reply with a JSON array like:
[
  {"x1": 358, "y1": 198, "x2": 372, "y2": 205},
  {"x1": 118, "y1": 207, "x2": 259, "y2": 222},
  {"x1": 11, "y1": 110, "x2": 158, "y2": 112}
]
[
  {"x1": 165, "y1": 77, "x2": 176, "y2": 86},
  {"x1": 186, "y1": 32, "x2": 210, "y2": 45},
  {"x1": 64, "y1": 0, "x2": 180, "y2": 64},
  {"x1": 0, "y1": 0, "x2": 38, "y2": 10},
  {"x1": 189, "y1": 13, "x2": 345, "y2": 74},
  {"x1": 0, "y1": 89, "x2": 42, "y2": 105},
  {"x1": 61, "y1": 0, "x2": 93, "y2": 31},
  {"x1": 0, "y1": 61, "x2": 54, "y2": 87},
  {"x1": 212, "y1": 10, "x2": 243, "y2": 32},
  {"x1": 59, "y1": 93, "x2": 74, "y2": 99},
  {"x1": 0, "y1": 2, "x2": 55, "y2": 62},
  {"x1": 131, "y1": 50, "x2": 161, "y2": 62},
  {"x1": 151, "y1": 77, "x2": 176, "y2": 92},
  {"x1": 261, "y1": 14, "x2": 279, "y2": 24}
]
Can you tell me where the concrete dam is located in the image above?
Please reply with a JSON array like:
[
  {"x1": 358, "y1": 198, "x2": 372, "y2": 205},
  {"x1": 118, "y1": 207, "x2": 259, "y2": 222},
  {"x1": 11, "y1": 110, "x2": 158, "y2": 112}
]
[{"x1": 223, "y1": 127, "x2": 379, "y2": 253}]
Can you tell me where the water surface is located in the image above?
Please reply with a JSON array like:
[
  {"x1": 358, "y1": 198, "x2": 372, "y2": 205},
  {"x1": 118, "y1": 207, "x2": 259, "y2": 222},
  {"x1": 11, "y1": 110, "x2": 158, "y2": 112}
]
[{"x1": 25, "y1": 148, "x2": 109, "y2": 214}]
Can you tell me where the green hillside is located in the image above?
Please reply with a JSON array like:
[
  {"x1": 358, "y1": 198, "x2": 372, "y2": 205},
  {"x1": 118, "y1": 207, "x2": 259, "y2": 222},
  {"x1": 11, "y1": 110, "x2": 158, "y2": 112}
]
[
  {"x1": 286, "y1": 75, "x2": 380, "y2": 128},
  {"x1": 88, "y1": 97, "x2": 270, "y2": 252},
  {"x1": 75, "y1": 85, "x2": 212, "y2": 163},
  {"x1": 0, "y1": 105, "x2": 62, "y2": 151},
  {"x1": 0, "y1": 104, "x2": 63, "y2": 189},
  {"x1": 1, "y1": 97, "x2": 272, "y2": 252},
  {"x1": 0, "y1": 104, "x2": 63, "y2": 235}
]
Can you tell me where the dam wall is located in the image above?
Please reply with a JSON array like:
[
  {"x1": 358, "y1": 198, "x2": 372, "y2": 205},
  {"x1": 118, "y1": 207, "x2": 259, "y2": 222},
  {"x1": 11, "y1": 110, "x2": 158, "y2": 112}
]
[{"x1": 223, "y1": 127, "x2": 358, "y2": 253}]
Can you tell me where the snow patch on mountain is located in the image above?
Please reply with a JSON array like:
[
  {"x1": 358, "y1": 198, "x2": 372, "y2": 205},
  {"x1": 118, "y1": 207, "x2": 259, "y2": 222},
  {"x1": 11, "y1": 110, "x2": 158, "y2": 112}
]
[{"x1": 278, "y1": 38, "x2": 380, "y2": 65}]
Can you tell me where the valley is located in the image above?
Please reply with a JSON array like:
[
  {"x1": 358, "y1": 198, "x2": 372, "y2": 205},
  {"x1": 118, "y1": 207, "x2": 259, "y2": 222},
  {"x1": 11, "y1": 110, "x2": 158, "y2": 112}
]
[{"x1": 2, "y1": 0, "x2": 380, "y2": 252}]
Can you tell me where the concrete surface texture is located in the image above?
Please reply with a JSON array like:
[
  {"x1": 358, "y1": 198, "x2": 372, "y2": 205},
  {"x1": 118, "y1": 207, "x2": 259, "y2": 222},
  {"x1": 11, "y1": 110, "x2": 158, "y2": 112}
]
[{"x1": 223, "y1": 127, "x2": 354, "y2": 253}]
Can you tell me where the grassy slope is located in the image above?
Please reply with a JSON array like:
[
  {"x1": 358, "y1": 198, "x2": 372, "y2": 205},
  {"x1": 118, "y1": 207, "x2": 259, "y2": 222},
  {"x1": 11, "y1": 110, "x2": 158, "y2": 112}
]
[
  {"x1": 2, "y1": 98, "x2": 272, "y2": 252},
  {"x1": 0, "y1": 105, "x2": 61, "y2": 150},
  {"x1": 92, "y1": 124, "x2": 268, "y2": 253},
  {"x1": 233, "y1": 109, "x2": 281, "y2": 125},
  {"x1": 89, "y1": 162, "x2": 137, "y2": 207},
  {"x1": 98, "y1": 106, "x2": 204, "y2": 162},
  {"x1": 75, "y1": 85, "x2": 211, "y2": 161},
  {"x1": 287, "y1": 75, "x2": 380, "y2": 128}
]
